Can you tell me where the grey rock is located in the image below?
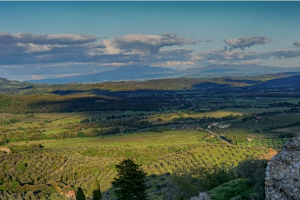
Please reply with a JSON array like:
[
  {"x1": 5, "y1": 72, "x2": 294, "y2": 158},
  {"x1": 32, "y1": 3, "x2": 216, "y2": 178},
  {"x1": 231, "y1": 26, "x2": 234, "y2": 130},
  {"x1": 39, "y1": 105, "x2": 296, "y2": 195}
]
[
  {"x1": 265, "y1": 133, "x2": 300, "y2": 200},
  {"x1": 190, "y1": 192, "x2": 210, "y2": 200}
]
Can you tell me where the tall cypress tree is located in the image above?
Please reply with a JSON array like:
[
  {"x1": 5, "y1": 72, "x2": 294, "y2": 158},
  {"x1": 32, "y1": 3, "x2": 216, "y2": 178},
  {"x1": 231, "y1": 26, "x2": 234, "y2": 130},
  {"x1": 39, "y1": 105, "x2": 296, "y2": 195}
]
[
  {"x1": 76, "y1": 187, "x2": 86, "y2": 200},
  {"x1": 92, "y1": 178, "x2": 102, "y2": 200},
  {"x1": 112, "y1": 158, "x2": 148, "y2": 200}
]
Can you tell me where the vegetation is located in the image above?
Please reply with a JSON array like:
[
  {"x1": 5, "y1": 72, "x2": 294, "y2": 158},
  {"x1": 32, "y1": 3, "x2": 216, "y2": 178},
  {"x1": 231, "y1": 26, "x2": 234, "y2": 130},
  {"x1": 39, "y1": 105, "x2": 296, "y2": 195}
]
[
  {"x1": 0, "y1": 73, "x2": 299, "y2": 199},
  {"x1": 112, "y1": 158, "x2": 148, "y2": 200},
  {"x1": 76, "y1": 187, "x2": 86, "y2": 200},
  {"x1": 92, "y1": 179, "x2": 102, "y2": 200}
]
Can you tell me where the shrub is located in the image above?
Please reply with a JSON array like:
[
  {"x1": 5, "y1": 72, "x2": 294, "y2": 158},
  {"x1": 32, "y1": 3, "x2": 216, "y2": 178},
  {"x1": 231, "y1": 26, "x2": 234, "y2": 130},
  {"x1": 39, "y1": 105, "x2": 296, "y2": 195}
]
[
  {"x1": 80, "y1": 119, "x2": 90, "y2": 123},
  {"x1": 209, "y1": 178, "x2": 252, "y2": 200},
  {"x1": 76, "y1": 187, "x2": 86, "y2": 200},
  {"x1": 82, "y1": 148, "x2": 98, "y2": 157},
  {"x1": 92, "y1": 179, "x2": 102, "y2": 200},
  {"x1": 17, "y1": 163, "x2": 27, "y2": 171}
]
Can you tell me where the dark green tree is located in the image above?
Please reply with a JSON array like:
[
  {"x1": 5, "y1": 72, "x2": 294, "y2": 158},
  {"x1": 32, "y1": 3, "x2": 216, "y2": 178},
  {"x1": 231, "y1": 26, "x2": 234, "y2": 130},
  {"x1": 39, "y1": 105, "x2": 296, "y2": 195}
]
[
  {"x1": 92, "y1": 179, "x2": 102, "y2": 200},
  {"x1": 112, "y1": 158, "x2": 148, "y2": 200},
  {"x1": 76, "y1": 187, "x2": 86, "y2": 200}
]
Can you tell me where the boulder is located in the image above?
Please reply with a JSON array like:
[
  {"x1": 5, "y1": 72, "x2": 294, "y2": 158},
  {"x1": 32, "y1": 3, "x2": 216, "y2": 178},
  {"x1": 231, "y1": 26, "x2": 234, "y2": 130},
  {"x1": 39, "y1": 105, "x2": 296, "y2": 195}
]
[{"x1": 265, "y1": 133, "x2": 300, "y2": 200}]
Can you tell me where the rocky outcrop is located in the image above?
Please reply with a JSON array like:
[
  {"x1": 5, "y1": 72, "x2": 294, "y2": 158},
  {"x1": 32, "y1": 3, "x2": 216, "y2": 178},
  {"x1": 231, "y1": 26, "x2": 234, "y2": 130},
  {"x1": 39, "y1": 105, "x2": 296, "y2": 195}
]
[
  {"x1": 265, "y1": 133, "x2": 300, "y2": 200},
  {"x1": 190, "y1": 192, "x2": 211, "y2": 200}
]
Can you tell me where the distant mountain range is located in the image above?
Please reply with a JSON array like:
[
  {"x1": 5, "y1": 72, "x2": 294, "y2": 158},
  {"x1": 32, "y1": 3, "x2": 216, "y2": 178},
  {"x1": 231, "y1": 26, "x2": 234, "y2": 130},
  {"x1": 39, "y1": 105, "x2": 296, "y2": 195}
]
[
  {"x1": 180, "y1": 64, "x2": 300, "y2": 78},
  {"x1": 28, "y1": 66, "x2": 177, "y2": 84},
  {"x1": 260, "y1": 75, "x2": 300, "y2": 87},
  {"x1": 27, "y1": 64, "x2": 300, "y2": 84}
]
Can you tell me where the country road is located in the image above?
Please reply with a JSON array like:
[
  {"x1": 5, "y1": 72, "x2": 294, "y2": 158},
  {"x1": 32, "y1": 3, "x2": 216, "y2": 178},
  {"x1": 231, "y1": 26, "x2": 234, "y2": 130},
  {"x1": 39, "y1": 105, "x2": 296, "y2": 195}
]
[{"x1": 206, "y1": 129, "x2": 232, "y2": 145}]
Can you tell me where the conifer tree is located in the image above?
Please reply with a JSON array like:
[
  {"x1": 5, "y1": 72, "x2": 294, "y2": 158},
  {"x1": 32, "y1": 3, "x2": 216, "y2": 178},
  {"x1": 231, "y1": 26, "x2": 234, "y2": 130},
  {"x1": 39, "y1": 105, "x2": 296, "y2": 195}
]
[
  {"x1": 92, "y1": 178, "x2": 102, "y2": 200},
  {"x1": 76, "y1": 187, "x2": 86, "y2": 200},
  {"x1": 112, "y1": 158, "x2": 148, "y2": 200}
]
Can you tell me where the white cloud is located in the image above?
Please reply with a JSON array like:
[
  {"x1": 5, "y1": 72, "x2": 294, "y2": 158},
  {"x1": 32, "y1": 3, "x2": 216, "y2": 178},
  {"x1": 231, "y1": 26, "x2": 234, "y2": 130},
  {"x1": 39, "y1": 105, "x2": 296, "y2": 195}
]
[
  {"x1": 166, "y1": 61, "x2": 195, "y2": 66},
  {"x1": 194, "y1": 47, "x2": 300, "y2": 61},
  {"x1": 102, "y1": 33, "x2": 197, "y2": 55},
  {"x1": 16, "y1": 43, "x2": 67, "y2": 53},
  {"x1": 225, "y1": 36, "x2": 272, "y2": 50},
  {"x1": 0, "y1": 32, "x2": 97, "y2": 45},
  {"x1": 294, "y1": 39, "x2": 300, "y2": 47}
]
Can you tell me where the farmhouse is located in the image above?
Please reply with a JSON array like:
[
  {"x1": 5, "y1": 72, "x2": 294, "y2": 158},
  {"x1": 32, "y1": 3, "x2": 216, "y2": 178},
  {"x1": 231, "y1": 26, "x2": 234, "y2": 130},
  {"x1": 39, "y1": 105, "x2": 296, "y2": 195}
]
[
  {"x1": 64, "y1": 191, "x2": 76, "y2": 199},
  {"x1": 0, "y1": 147, "x2": 10, "y2": 154},
  {"x1": 207, "y1": 122, "x2": 218, "y2": 128},
  {"x1": 197, "y1": 127, "x2": 203, "y2": 131}
]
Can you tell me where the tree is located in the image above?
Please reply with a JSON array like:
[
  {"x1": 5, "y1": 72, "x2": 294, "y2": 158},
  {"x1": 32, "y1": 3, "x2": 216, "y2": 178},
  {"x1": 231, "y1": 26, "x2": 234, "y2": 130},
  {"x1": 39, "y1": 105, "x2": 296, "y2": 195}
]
[
  {"x1": 76, "y1": 187, "x2": 85, "y2": 200},
  {"x1": 92, "y1": 179, "x2": 102, "y2": 200},
  {"x1": 112, "y1": 158, "x2": 148, "y2": 200}
]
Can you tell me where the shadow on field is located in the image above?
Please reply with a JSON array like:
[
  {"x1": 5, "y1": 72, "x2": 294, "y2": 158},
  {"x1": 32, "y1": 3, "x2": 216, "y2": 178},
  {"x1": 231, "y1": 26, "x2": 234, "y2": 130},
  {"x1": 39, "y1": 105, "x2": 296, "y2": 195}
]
[
  {"x1": 146, "y1": 159, "x2": 267, "y2": 200},
  {"x1": 166, "y1": 159, "x2": 267, "y2": 200},
  {"x1": 29, "y1": 81, "x2": 243, "y2": 114},
  {"x1": 104, "y1": 158, "x2": 267, "y2": 200}
]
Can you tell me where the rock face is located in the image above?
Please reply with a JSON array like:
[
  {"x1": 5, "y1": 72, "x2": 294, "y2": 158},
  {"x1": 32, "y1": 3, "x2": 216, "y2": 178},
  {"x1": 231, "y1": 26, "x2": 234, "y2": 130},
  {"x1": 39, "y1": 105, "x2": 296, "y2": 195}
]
[
  {"x1": 190, "y1": 192, "x2": 211, "y2": 200},
  {"x1": 265, "y1": 134, "x2": 300, "y2": 200}
]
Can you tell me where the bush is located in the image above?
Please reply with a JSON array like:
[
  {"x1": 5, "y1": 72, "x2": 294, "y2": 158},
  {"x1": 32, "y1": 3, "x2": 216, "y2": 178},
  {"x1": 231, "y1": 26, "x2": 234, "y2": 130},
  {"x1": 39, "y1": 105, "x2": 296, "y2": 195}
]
[
  {"x1": 92, "y1": 179, "x2": 102, "y2": 200},
  {"x1": 76, "y1": 187, "x2": 86, "y2": 200},
  {"x1": 82, "y1": 148, "x2": 98, "y2": 157},
  {"x1": 209, "y1": 178, "x2": 252, "y2": 200},
  {"x1": 17, "y1": 163, "x2": 27, "y2": 171},
  {"x1": 80, "y1": 119, "x2": 90, "y2": 123}
]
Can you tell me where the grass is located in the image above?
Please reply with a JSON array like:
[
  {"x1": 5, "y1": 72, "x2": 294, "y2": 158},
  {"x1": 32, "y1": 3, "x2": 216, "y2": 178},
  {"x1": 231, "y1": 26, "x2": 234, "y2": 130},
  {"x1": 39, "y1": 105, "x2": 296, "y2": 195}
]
[
  {"x1": 209, "y1": 178, "x2": 253, "y2": 200},
  {"x1": 237, "y1": 138, "x2": 289, "y2": 148},
  {"x1": 42, "y1": 129, "x2": 68, "y2": 135},
  {"x1": 43, "y1": 130, "x2": 208, "y2": 148},
  {"x1": 221, "y1": 107, "x2": 290, "y2": 114}
]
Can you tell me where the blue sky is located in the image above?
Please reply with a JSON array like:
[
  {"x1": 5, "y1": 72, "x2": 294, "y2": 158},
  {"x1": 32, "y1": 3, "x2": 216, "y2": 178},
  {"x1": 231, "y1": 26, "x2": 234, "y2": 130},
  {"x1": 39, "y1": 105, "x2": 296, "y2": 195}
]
[{"x1": 0, "y1": 2, "x2": 300, "y2": 80}]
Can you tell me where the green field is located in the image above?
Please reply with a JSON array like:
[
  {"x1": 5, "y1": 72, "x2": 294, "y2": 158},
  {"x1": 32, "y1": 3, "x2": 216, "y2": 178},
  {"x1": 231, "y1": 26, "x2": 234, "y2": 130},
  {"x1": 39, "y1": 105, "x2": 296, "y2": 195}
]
[
  {"x1": 43, "y1": 131, "x2": 207, "y2": 148},
  {"x1": 4, "y1": 130, "x2": 268, "y2": 199}
]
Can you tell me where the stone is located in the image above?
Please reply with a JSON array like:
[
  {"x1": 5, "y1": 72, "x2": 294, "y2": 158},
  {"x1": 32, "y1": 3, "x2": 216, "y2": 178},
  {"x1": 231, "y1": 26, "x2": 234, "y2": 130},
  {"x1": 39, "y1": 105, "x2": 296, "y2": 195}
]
[
  {"x1": 190, "y1": 192, "x2": 211, "y2": 200},
  {"x1": 265, "y1": 133, "x2": 300, "y2": 200}
]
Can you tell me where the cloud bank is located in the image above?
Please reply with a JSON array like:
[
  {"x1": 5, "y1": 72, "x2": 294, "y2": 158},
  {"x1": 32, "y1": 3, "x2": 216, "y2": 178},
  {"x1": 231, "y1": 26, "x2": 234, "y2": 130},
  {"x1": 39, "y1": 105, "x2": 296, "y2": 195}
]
[
  {"x1": 0, "y1": 32, "x2": 97, "y2": 45},
  {"x1": 1, "y1": 32, "x2": 300, "y2": 81},
  {"x1": 0, "y1": 32, "x2": 197, "y2": 66},
  {"x1": 225, "y1": 36, "x2": 272, "y2": 50},
  {"x1": 194, "y1": 47, "x2": 300, "y2": 62},
  {"x1": 102, "y1": 33, "x2": 197, "y2": 55}
]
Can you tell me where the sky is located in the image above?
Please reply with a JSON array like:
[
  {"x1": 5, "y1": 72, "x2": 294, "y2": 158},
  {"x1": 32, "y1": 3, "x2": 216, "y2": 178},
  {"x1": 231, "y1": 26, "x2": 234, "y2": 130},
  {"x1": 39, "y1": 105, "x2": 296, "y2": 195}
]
[{"x1": 0, "y1": 1, "x2": 300, "y2": 81}]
